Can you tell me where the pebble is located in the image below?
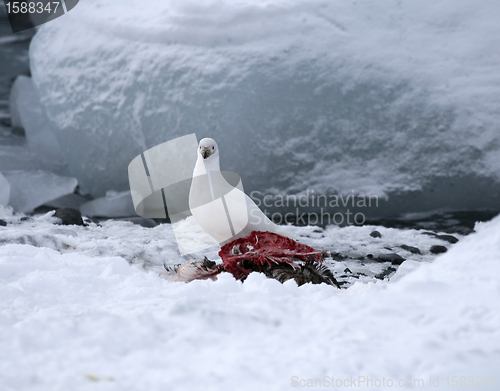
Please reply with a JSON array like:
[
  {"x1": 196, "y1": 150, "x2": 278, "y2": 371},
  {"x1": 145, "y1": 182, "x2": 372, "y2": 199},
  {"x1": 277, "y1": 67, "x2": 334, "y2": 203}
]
[
  {"x1": 436, "y1": 234, "x2": 458, "y2": 244},
  {"x1": 421, "y1": 231, "x2": 458, "y2": 244},
  {"x1": 84, "y1": 217, "x2": 101, "y2": 226},
  {"x1": 446, "y1": 226, "x2": 474, "y2": 235},
  {"x1": 430, "y1": 245, "x2": 447, "y2": 254},
  {"x1": 375, "y1": 266, "x2": 397, "y2": 280},
  {"x1": 376, "y1": 253, "x2": 405, "y2": 265},
  {"x1": 400, "y1": 244, "x2": 421, "y2": 254},
  {"x1": 370, "y1": 230, "x2": 382, "y2": 238},
  {"x1": 0, "y1": 219, "x2": 6, "y2": 227}
]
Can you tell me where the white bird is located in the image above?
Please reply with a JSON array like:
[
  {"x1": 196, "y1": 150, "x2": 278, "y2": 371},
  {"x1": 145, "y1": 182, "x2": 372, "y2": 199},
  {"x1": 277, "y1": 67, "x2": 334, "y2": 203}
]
[{"x1": 188, "y1": 138, "x2": 293, "y2": 245}]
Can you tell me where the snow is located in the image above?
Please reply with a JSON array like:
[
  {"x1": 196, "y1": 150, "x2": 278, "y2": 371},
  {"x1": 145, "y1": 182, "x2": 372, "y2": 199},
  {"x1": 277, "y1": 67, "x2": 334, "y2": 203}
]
[
  {"x1": 2, "y1": 170, "x2": 77, "y2": 213},
  {"x1": 28, "y1": 0, "x2": 500, "y2": 215},
  {"x1": 1, "y1": 210, "x2": 499, "y2": 390}
]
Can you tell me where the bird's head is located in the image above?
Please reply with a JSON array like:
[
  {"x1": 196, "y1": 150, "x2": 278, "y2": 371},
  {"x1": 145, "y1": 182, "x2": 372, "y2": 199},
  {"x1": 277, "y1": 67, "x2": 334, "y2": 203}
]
[{"x1": 198, "y1": 138, "x2": 219, "y2": 160}]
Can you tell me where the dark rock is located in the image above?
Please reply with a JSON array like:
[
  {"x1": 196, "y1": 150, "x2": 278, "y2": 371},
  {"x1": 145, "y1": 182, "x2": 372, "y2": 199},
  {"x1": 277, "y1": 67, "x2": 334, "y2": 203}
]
[
  {"x1": 84, "y1": 217, "x2": 99, "y2": 224},
  {"x1": 446, "y1": 226, "x2": 474, "y2": 235},
  {"x1": 367, "y1": 254, "x2": 374, "y2": 259},
  {"x1": 436, "y1": 234, "x2": 459, "y2": 244},
  {"x1": 44, "y1": 193, "x2": 91, "y2": 210},
  {"x1": 430, "y1": 245, "x2": 447, "y2": 254},
  {"x1": 84, "y1": 218, "x2": 102, "y2": 227},
  {"x1": 53, "y1": 208, "x2": 86, "y2": 226},
  {"x1": 375, "y1": 266, "x2": 397, "y2": 280},
  {"x1": 344, "y1": 268, "x2": 352, "y2": 274},
  {"x1": 400, "y1": 244, "x2": 421, "y2": 254},
  {"x1": 422, "y1": 231, "x2": 458, "y2": 244},
  {"x1": 376, "y1": 253, "x2": 405, "y2": 265},
  {"x1": 330, "y1": 252, "x2": 347, "y2": 261},
  {"x1": 0, "y1": 219, "x2": 6, "y2": 227},
  {"x1": 370, "y1": 230, "x2": 382, "y2": 238},
  {"x1": 20, "y1": 217, "x2": 33, "y2": 222}
]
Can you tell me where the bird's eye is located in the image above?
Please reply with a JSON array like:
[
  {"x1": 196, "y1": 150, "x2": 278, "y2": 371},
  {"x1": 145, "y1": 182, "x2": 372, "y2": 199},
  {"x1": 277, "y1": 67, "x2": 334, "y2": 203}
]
[{"x1": 212, "y1": 146, "x2": 214, "y2": 150}]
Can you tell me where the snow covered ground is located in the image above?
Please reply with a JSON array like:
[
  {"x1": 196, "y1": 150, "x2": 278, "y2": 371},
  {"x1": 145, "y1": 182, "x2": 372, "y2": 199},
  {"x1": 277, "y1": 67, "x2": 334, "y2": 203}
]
[
  {"x1": 1, "y1": 206, "x2": 499, "y2": 391},
  {"x1": 1, "y1": 2, "x2": 500, "y2": 390}
]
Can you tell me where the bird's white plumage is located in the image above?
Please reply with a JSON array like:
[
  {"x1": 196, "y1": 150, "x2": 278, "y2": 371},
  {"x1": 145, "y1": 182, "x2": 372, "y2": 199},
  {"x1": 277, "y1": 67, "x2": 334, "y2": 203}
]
[{"x1": 188, "y1": 138, "x2": 293, "y2": 244}]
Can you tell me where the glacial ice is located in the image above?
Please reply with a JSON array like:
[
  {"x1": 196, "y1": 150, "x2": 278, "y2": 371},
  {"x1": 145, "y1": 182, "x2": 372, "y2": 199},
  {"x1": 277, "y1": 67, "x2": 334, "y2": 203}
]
[
  {"x1": 3, "y1": 170, "x2": 77, "y2": 213},
  {"x1": 9, "y1": 76, "x2": 69, "y2": 175},
  {"x1": 28, "y1": 0, "x2": 500, "y2": 215},
  {"x1": 0, "y1": 135, "x2": 46, "y2": 172},
  {"x1": 8, "y1": 93, "x2": 22, "y2": 130},
  {"x1": 80, "y1": 190, "x2": 136, "y2": 218},
  {"x1": 0, "y1": 171, "x2": 9, "y2": 206},
  {"x1": 45, "y1": 193, "x2": 91, "y2": 210}
]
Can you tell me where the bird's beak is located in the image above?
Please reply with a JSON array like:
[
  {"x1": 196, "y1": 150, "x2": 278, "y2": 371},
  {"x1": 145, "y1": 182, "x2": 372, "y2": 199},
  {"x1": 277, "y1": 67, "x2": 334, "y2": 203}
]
[{"x1": 202, "y1": 149, "x2": 211, "y2": 159}]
